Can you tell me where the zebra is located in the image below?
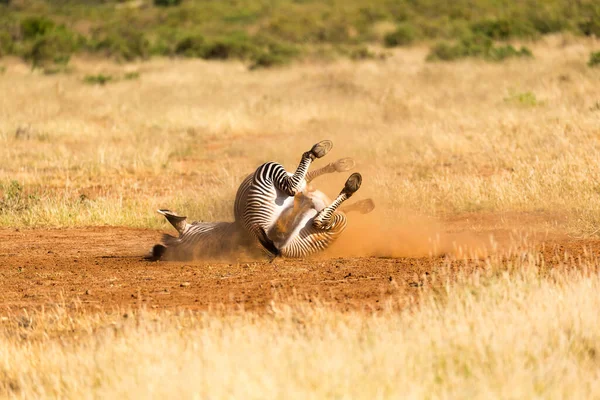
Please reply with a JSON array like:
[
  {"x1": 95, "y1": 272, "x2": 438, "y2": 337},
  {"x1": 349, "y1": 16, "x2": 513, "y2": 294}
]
[
  {"x1": 149, "y1": 140, "x2": 374, "y2": 261},
  {"x1": 234, "y1": 140, "x2": 371, "y2": 259}
]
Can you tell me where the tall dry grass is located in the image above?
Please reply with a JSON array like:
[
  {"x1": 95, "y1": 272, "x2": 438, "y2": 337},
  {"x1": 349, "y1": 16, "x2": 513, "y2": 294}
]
[
  {"x1": 2, "y1": 254, "x2": 600, "y2": 399},
  {"x1": 2, "y1": 35, "x2": 600, "y2": 398},
  {"x1": 0, "y1": 35, "x2": 599, "y2": 234}
]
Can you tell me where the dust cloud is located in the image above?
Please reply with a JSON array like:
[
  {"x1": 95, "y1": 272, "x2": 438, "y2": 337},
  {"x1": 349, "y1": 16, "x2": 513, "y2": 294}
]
[{"x1": 325, "y1": 208, "x2": 496, "y2": 259}]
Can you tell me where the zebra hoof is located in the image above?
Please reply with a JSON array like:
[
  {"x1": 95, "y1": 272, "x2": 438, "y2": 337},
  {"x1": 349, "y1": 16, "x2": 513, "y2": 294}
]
[
  {"x1": 332, "y1": 157, "x2": 355, "y2": 172},
  {"x1": 310, "y1": 140, "x2": 333, "y2": 159},
  {"x1": 342, "y1": 172, "x2": 362, "y2": 196}
]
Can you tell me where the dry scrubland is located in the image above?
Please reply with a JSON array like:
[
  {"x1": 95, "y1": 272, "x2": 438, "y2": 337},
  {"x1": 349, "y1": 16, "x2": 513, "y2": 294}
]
[
  {"x1": 0, "y1": 35, "x2": 599, "y2": 233},
  {"x1": 1, "y1": 36, "x2": 600, "y2": 398}
]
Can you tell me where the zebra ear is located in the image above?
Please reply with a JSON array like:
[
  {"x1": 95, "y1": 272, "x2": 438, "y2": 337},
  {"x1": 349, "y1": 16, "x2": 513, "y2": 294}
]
[{"x1": 157, "y1": 209, "x2": 187, "y2": 234}]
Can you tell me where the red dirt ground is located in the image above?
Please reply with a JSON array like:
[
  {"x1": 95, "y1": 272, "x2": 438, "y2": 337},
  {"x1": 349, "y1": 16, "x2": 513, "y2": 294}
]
[{"x1": 1, "y1": 226, "x2": 599, "y2": 313}]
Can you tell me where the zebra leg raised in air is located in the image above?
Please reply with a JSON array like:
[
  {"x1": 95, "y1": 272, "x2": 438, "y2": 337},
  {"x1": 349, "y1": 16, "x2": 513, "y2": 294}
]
[
  {"x1": 235, "y1": 140, "x2": 334, "y2": 257},
  {"x1": 277, "y1": 172, "x2": 363, "y2": 258},
  {"x1": 305, "y1": 157, "x2": 356, "y2": 183}
]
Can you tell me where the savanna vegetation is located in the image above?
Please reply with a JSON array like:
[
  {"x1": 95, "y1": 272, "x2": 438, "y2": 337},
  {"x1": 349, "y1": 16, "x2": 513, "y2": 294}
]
[
  {"x1": 0, "y1": 0, "x2": 599, "y2": 70},
  {"x1": 1, "y1": 1, "x2": 600, "y2": 398}
]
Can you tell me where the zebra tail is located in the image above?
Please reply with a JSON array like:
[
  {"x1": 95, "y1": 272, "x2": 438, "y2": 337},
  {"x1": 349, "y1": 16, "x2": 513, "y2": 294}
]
[{"x1": 157, "y1": 209, "x2": 187, "y2": 234}]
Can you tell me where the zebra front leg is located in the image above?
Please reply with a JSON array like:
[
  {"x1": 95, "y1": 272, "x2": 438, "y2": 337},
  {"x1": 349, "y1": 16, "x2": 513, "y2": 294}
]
[
  {"x1": 313, "y1": 172, "x2": 362, "y2": 229},
  {"x1": 305, "y1": 157, "x2": 356, "y2": 183},
  {"x1": 275, "y1": 139, "x2": 333, "y2": 195}
]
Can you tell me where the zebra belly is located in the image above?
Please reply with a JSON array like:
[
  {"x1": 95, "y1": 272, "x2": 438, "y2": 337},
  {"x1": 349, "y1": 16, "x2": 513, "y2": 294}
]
[{"x1": 267, "y1": 189, "x2": 331, "y2": 249}]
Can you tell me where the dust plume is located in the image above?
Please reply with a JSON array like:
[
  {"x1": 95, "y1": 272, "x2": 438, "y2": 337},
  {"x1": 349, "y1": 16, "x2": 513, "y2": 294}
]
[{"x1": 325, "y1": 208, "x2": 494, "y2": 259}]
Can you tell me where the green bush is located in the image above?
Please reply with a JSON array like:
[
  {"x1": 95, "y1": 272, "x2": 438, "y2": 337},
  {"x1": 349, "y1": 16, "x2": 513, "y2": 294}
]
[
  {"x1": 154, "y1": 0, "x2": 181, "y2": 7},
  {"x1": 174, "y1": 34, "x2": 206, "y2": 57},
  {"x1": 249, "y1": 52, "x2": 288, "y2": 69},
  {"x1": 504, "y1": 91, "x2": 540, "y2": 106},
  {"x1": 20, "y1": 16, "x2": 55, "y2": 40},
  {"x1": 488, "y1": 45, "x2": 532, "y2": 61},
  {"x1": 0, "y1": 0, "x2": 9, "y2": 5},
  {"x1": 0, "y1": 180, "x2": 32, "y2": 213},
  {"x1": 589, "y1": 51, "x2": 600, "y2": 67},
  {"x1": 527, "y1": 10, "x2": 568, "y2": 34},
  {"x1": 262, "y1": 11, "x2": 352, "y2": 44},
  {"x1": 383, "y1": 23, "x2": 417, "y2": 47},
  {"x1": 427, "y1": 34, "x2": 533, "y2": 62},
  {"x1": 201, "y1": 34, "x2": 260, "y2": 60},
  {"x1": 124, "y1": 71, "x2": 140, "y2": 80},
  {"x1": 349, "y1": 46, "x2": 376, "y2": 60},
  {"x1": 84, "y1": 74, "x2": 113, "y2": 85},
  {"x1": 22, "y1": 26, "x2": 83, "y2": 68},
  {"x1": 470, "y1": 18, "x2": 536, "y2": 40},
  {"x1": 91, "y1": 28, "x2": 149, "y2": 61},
  {"x1": 173, "y1": 32, "x2": 260, "y2": 60},
  {"x1": 0, "y1": 0, "x2": 596, "y2": 65},
  {"x1": 0, "y1": 31, "x2": 14, "y2": 57}
]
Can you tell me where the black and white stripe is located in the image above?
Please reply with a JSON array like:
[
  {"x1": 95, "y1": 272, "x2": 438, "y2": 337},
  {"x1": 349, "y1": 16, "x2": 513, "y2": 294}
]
[{"x1": 152, "y1": 144, "x2": 367, "y2": 260}]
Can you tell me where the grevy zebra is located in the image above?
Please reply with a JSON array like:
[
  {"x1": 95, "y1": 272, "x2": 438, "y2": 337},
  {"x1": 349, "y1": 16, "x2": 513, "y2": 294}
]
[{"x1": 150, "y1": 140, "x2": 374, "y2": 261}]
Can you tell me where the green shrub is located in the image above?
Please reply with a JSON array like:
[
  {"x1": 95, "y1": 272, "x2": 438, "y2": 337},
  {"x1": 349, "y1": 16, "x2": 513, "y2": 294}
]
[
  {"x1": 426, "y1": 42, "x2": 464, "y2": 61},
  {"x1": 262, "y1": 12, "x2": 352, "y2": 44},
  {"x1": 383, "y1": 23, "x2": 417, "y2": 47},
  {"x1": 0, "y1": 0, "x2": 10, "y2": 5},
  {"x1": 22, "y1": 26, "x2": 83, "y2": 68},
  {"x1": 174, "y1": 34, "x2": 206, "y2": 57},
  {"x1": 349, "y1": 46, "x2": 376, "y2": 60},
  {"x1": 201, "y1": 36, "x2": 259, "y2": 60},
  {"x1": 90, "y1": 28, "x2": 149, "y2": 61},
  {"x1": 527, "y1": 10, "x2": 567, "y2": 34},
  {"x1": 154, "y1": 0, "x2": 181, "y2": 7},
  {"x1": 124, "y1": 71, "x2": 140, "y2": 80},
  {"x1": 470, "y1": 18, "x2": 536, "y2": 40},
  {"x1": 20, "y1": 16, "x2": 55, "y2": 40},
  {"x1": 0, "y1": 31, "x2": 14, "y2": 56},
  {"x1": 578, "y1": 18, "x2": 600, "y2": 37},
  {"x1": 0, "y1": 0, "x2": 596, "y2": 65},
  {"x1": 0, "y1": 180, "x2": 31, "y2": 213},
  {"x1": 249, "y1": 52, "x2": 288, "y2": 69},
  {"x1": 84, "y1": 74, "x2": 113, "y2": 85},
  {"x1": 578, "y1": 4, "x2": 600, "y2": 37},
  {"x1": 589, "y1": 51, "x2": 600, "y2": 67},
  {"x1": 504, "y1": 91, "x2": 540, "y2": 106},
  {"x1": 427, "y1": 34, "x2": 533, "y2": 62}
]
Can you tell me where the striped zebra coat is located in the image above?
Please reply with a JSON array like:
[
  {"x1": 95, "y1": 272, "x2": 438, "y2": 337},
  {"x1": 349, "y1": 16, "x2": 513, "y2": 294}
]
[{"x1": 150, "y1": 141, "x2": 373, "y2": 261}]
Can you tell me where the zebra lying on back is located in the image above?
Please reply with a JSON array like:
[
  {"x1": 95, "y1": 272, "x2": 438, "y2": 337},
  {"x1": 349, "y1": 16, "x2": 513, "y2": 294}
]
[{"x1": 150, "y1": 140, "x2": 375, "y2": 261}]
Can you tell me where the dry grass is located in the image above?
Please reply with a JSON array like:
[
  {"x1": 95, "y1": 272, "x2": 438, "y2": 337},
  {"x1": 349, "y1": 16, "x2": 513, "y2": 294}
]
[
  {"x1": 0, "y1": 35, "x2": 599, "y2": 234},
  {"x1": 2, "y1": 35, "x2": 600, "y2": 398},
  {"x1": 2, "y1": 255, "x2": 600, "y2": 399}
]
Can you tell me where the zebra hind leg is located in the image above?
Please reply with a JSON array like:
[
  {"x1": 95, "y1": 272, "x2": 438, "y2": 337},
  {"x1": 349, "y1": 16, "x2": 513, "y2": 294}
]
[
  {"x1": 305, "y1": 157, "x2": 356, "y2": 183},
  {"x1": 313, "y1": 172, "x2": 362, "y2": 229},
  {"x1": 277, "y1": 140, "x2": 334, "y2": 196},
  {"x1": 309, "y1": 140, "x2": 333, "y2": 159}
]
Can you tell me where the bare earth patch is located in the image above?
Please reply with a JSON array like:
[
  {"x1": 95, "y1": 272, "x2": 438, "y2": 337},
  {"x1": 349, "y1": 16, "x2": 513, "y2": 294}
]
[{"x1": 2, "y1": 219, "x2": 598, "y2": 313}]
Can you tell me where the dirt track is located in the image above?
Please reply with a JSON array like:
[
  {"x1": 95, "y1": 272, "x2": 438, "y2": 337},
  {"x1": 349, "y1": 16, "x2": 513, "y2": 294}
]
[{"x1": 1, "y1": 227, "x2": 598, "y2": 313}]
